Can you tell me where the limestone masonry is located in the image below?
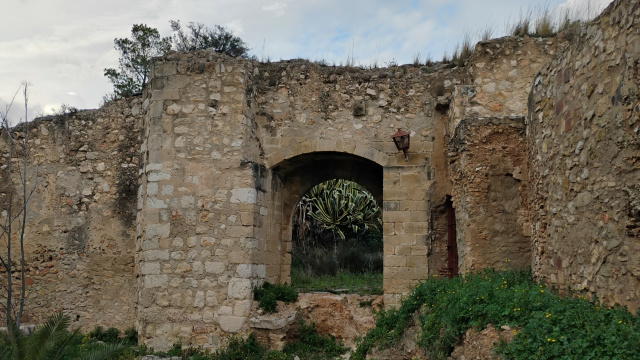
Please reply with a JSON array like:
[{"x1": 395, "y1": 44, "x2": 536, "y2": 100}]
[{"x1": 0, "y1": 0, "x2": 638, "y2": 350}]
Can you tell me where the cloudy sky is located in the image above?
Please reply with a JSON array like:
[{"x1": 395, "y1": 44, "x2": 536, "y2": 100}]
[{"x1": 1, "y1": 0, "x2": 611, "y2": 123}]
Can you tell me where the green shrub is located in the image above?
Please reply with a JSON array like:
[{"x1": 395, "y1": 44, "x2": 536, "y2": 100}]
[
  {"x1": 209, "y1": 334, "x2": 286, "y2": 360},
  {"x1": 123, "y1": 328, "x2": 138, "y2": 346},
  {"x1": 0, "y1": 312, "x2": 124, "y2": 360},
  {"x1": 253, "y1": 282, "x2": 298, "y2": 313},
  {"x1": 283, "y1": 321, "x2": 348, "y2": 359},
  {"x1": 353, "y1": 269, "x2": 640, "y2": 360}
]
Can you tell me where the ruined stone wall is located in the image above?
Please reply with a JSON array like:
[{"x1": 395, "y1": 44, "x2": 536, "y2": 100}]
[
  {"x1": 0, "y1": 98, "x2": 141, "y2": 330},
  {"x1": 251, "y1": 61, "x2": 469, "y2": 306},
  {"x1": 528, "y1": 0, "x2": 640, "y2": 311},
  {"x1": 449, "y1": 36, "x2": 564, "y2": 135},
  {"x1": 446, "y1": 37, "x2": 558, "y2": 273},
  {"x1": 448, "y1": 118, "x2": 531, "y2": 273}
]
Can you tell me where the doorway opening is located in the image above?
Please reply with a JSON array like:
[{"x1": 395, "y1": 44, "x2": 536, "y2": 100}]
[
  {"x1": 445, "y1": 196, "x2": 458, "y2": 278},
  {"x1": 290, "y1": 179, "x2": 383, "y2": 294}
]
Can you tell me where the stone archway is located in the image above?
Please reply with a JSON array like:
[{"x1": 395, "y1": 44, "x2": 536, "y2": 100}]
[{"x1": 267, "y1": 151, "x2": 383, "y2": 284}]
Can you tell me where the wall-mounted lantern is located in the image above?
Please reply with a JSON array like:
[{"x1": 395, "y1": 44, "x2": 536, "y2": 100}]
[{"x1": 391, "y1": 128, "x2": 411, "y2": 161}]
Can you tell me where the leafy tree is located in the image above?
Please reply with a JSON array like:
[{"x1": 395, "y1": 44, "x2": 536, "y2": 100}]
[
  {"x1": 170, "y1": 20, "x2": 249, "y2": 57},
  {"x1": 104, "y1": 24, "x2": 171, "y2": 98}
]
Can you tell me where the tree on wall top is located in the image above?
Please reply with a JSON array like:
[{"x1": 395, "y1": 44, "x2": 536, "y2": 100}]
[
  {"x1": 170, "y1": 20, "x2": 249, "y2": 57},
  {"x1": 104, "y1": 24, "x2": 172, "y2": 99},
  {"x1": 104, "y1": 22, "x2": 249, "y2": 100}
]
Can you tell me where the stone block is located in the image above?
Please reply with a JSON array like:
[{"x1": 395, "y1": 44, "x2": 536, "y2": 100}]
[
  {"x1": 149, "y1": 101, "x2": 164, "y2": 118},
  {"x1": 235, "y1": 264, "x2": 254, "y2": 278},
  {"x1": 234, "y1": 300, "x2": 251, "y2": 316},
  {"x1": 383, "y1": 211, "x2": 409, "y2": 222},
  {"x1": 226, "y1": 226, "x2": 254, "y2": 238},
  {"x1": 230, "y1": 188, "x2": 257, "y2": 204},
  {"x1": 228, "y1": 278, "x2": 252, "y2": 299},
  {"x1": 140, "y1": 262, "x2": 161, "y2": 275},
  {"x1": 145, "y1": 223, "x2": 170, "y2": 240},
  {"x1": 205, "y1": 262, "x2": 225, "y2": 274},
  {"x1": 144, "y1": 275, "x2": 168, "y2": 288},
  {"x1": 403, "y1": 222, "x2": 428, "y2": 235},
  {"x1": 385, "y1": 255, "x2": 407, "y2": 267},
  {"x1": 194, "y1": 291, "x2": 205, "y2": 308},
  {"x1": 219, "y1": 315, "x2": 246, "y2": 333},
  {"x1": 144, "y1": 250, "x2": 170, "y2": 261}
]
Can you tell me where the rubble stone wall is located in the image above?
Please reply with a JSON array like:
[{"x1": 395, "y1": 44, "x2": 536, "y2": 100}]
[
  {"x1": 446, "y1": 36, "x2": 558, "y2": 274},
  {"x1": 0, "y1": 99, "x2": 142, "y2": 331},
  {"x1": 528, "y1": 0, "x2": 640, "y2": 311}
]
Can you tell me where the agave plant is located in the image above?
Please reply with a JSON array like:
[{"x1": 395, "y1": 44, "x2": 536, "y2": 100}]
[
  {"x1": 306, "y1": 179, "x2": 381, "y2": 240},
  {"x1": 0, "y1": 312, "x2": 123, "y2": 360}
]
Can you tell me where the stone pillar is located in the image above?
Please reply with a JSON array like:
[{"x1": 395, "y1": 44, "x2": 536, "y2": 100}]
[
  {"x1": 382, "y1": 164, "x2": 430, "y2": 307},
  {"x1": 136, "y1": 54, "x2": 264, "y2": 350}
]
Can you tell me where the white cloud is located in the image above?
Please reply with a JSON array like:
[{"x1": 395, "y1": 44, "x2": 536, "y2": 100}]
[{"x1": 262, "y1": 2, "x2": 288, "y2": 17}]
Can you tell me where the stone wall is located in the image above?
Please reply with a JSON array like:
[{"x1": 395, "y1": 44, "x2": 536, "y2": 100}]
[
  {"x1": 250, "y1": 60, "x2": 469, "y2": 307},
  {"x1": 448, "y1": 117, "x2": 531, "y2": 273},
  {"x1": 0, "y1": 98, "x2": 141, "y2": 330},
  {"x1": 5, "y1": 0, "x2": 639, "y2": 349},
  {"x1": 445, "y1": 36, "x2": 558, "y2": 273},
  {"x1": 135, "y1": 53, "x2": 263, "y2": 349},
  {"x1": 528, "y1": 0, "x2": 640, "y2": 311}
]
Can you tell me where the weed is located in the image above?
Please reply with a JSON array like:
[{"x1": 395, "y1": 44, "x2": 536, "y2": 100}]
[
  {"x1": 479, "y1": 25, "x2": 494, "y2": 41},
  {"x1": 412, "y1": 53, "x2": 421, "y2": 67},
  {"x1": 441, "y1": 51, "x2": 449, "y2": 64},
  {"x1": 253, "y1": 282, "x2": 298, "y2": 313},
  {"x1": 457, "y1": 32, "x2": 473, "y2": 67},
  {"x1": 509, "y1": 9, "x2": 532, "y2": 37},
  {"x1": 533, "y1": 6, "x2": 555, "y2": 37},
  {"x1": 283, "y1": 320, "x2": 348, "y2": 359},
  {"x1": 424, "y1": 53, "x2": 433, "y2": 67}
]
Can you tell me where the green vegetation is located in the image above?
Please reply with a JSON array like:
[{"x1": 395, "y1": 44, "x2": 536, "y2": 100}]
[
  {"x1": 170, "y1": 20, "x2": 249, "y2": 57},
  {"x1": 104, "y1": 24, "x2": 172, "y2": 98},
  {"x1": 282, "y1": 321, "x2": 348, "y2": 360},
  {"x1": 105, "y1": 21, "x2": 248, "y2": 100},
  {"x1": 291, "y1": 179, "x2": 382, "y2": 292},
  {"x1": 352, "y1": 269, "x2": 640, "y2": 360},
  {"x1": 0, "y1": 312, "x2": 125, "y2": 360},
  {"x1": 292, "y1": 271, "x2": 382, "y2": 295},
  {"x1": 253, "y1": 282, "x2": 298, "y2": 313}
]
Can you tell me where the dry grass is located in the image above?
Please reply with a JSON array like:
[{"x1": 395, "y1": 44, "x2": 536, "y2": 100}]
[
  {"x1": 533, "y1": 6, "x2": 555, "y2": 37},
  {"x1": 413, "y1": 52, "x2": 422, "y2": 67}
]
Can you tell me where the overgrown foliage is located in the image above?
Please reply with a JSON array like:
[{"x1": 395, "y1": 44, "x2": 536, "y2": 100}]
[
  {"x1": 282, "y1": 320, "x2": 348, "y2": 360},
  {"x1": 353, "y1": 269, "x2": 640, "y2": 360},
  {"x1": 104, "y1": 24, "x2": 172, "y2": 98},
  {"x1": 0, "y1": 312, "x2": 124, "y2": 360},
  {"x1": 253, "y1": 282, "x2": 298, "y2": 313},
  {"x1": 144, "y1": 322, "x2": 345, "y2": 360},
  {"x1": 170, "y1": 20, "x2": 249, "y2": 57}
]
